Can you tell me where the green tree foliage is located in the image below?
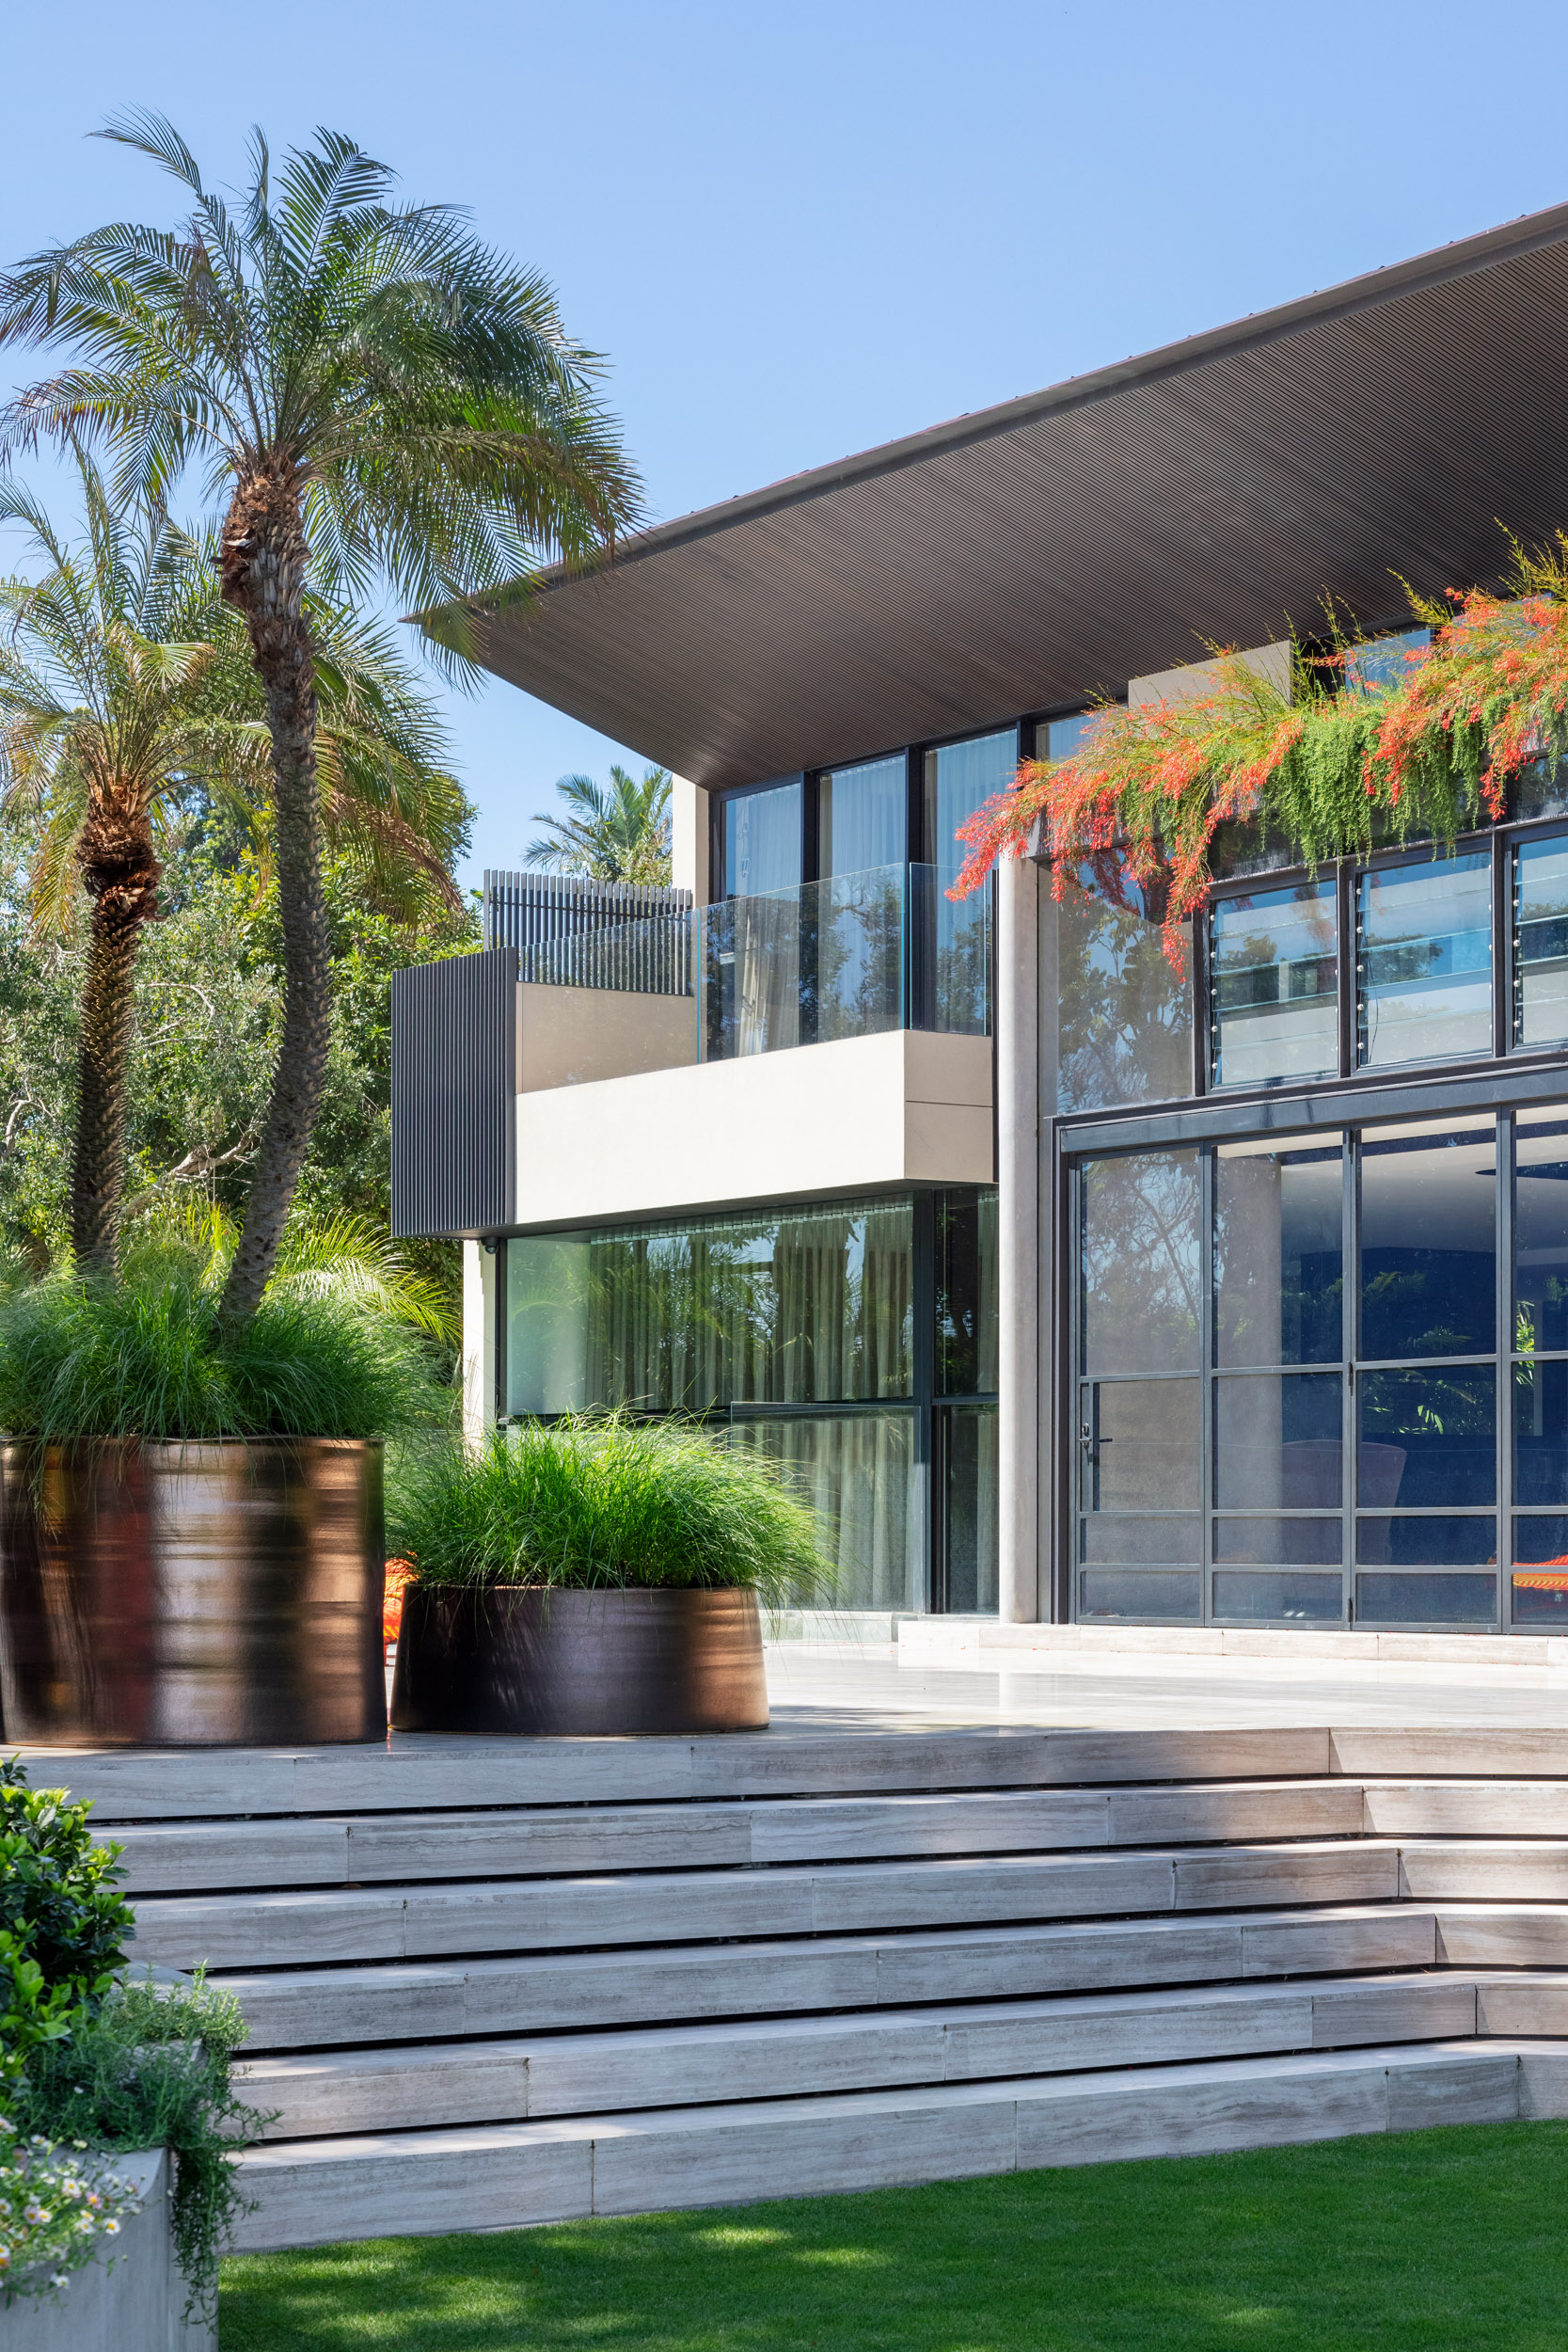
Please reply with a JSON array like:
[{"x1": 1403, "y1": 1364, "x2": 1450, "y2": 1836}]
[
  {"x1": 527, "y1": 764, "x2": 673, "y2": 884},
  {"x1": 0, "y1": 115, "x2": 641, "y2": 1314},
  {"x1": 0, "y1": 809, "x2": 478, "y2": 1335}
]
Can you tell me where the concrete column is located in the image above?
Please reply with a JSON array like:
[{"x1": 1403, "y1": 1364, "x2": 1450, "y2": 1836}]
[
  {"x1": 996, "y1": 855, "x2": 1041, "y2": 1621},
  {"x1": 461, "y1": 1238, "x2": 498, "y2": 1450},
  {"x1": 672, "y1": 775, "x2": 709, "y2": 902}
]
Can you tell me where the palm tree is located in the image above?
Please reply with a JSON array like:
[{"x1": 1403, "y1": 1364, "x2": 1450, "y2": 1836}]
[
  {"x1": 527, "y1": 764, "x2": 673, "y2": 883},
  {"x1": 0, "y1": 454, "x2": 470, "y2": 1270},
  {"x1": 0, "y1": 115, "x2": 640, "y2": 1313}
]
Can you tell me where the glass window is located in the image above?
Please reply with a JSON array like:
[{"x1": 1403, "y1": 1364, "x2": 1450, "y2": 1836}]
[
  {"x1": 505, "y1": 1199, "x2": 914, "y2": 1418},
  {"x1": 721, "y1": 780, "x2": 802, "y2": 898},
  {"x1": 1213, "y1": 1518, "x2": 1343, "y2": 1565},
  {"x1": 732, "y1": 1411, "x2": 915, "y2": 1612},
  {"x1": 818, "y1": 755, "x2": 906, "y2": 878},
  {"x1": 1081, "y1": 1149, "x2": 1200, "y2": 1375},
  {"x1": 936, "y1": 1190, "x2": 998, "y2": 1396},
  {"x1": 1356, "y1": 1517, "x2": 1497, "y2": 1566},
  {"x1": 1354, "y1": 1572, "x2": 1497, "y2": 1624},
  {"x1": 1342, "y1": 628, "x2": 1430, "y2": 697},
  {"x1": 940, "y1": 1403, "x2": 998, "y2": 1613},
  {"x1": 1357, "y1": 1368, "x2": 1496, "y2": 1508},
  {"x1": 1514, "y1": 835, "x2": 1568, "y2": 1050},
  {"x1": 1037, "y1": 711, "x2": 1107, "y2": 765},
  {"x1": 1515, "y1": 1110, "x2": 1568, "y2": 1350},
  {"x1": 1356, "y1": 852, "x2": 1492, "y2": 1069},
  {"x1": 1212, "y1": 1570, "x2": 1343, "y2": 1622},
  {"x1": 1053, "y1": 883, "x2": 1193, "y2": 1114},
  {"x1": 1213, "y1": 1373, "x2": 1342, "y2": 1509},
  {"x1": 1083, "y1": 1517, "x2": 1202, "y2": 1565},
  {"x1": 1079, "y1": 1568, "x2": 1201, "y2": 1621},
  {"x1": 1515, "y1": 1359, "x2": 1568, "y2": 1505},
  {"x1": 923, "y1": 731, "x2": 1016, "y2": 877},
  {"x1": 1210, "y1": 882, "x2": 1338, "y2": 1088},
  {"x1": 1358, "y1": 1121, "x2": 1496, "y2": 1360},
  {"x1": 1214, "y1": 1137, "x2": 1342, "y2": 1367},
  {"x1": 1084, "y1": 1379, "x2": 1200, "y2": 1513}
]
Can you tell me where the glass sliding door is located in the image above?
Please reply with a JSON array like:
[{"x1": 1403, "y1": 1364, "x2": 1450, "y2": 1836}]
[
  {"x1": 1078, "y1": 1148, "x2": 1202, "y2": 1619},
  {"x1": 1070, "y1": 1119, "x2": 1522, "y2": 1631},
  {"x1": 1212, "y1": 1136, "x2": 1345, "y2": 1622},
  {"x1": 1513, "y1": 1105, "x2": 1568, "y2": 1623}
]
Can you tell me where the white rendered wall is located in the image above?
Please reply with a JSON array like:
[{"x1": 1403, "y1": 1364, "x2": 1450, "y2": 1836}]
[
  {"x1": 672, "y1": 775, "x2": 709, "y2": 901},
  {"x1": 460, "y1": 1239, "x2": 495, "y2": 1446},
  {"x1": 996, "y1": 856, "x2": 1040, "y2": 1621},
  {"x1": 514, "y1": 1028, "x2": 993, "y2": 1229}
]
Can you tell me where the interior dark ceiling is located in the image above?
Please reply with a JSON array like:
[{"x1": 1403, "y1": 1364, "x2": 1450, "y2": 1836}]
[{"x1": 460, "y1": 202, "x2": 1568, "y2": 790}]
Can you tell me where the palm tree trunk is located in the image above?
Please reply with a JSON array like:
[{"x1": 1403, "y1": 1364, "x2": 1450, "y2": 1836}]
[
  {"x1": 70, "y1": 887, "x2": 145, "y2": 1270},
  {"x1": 219, "y1": 467, "x2": 331, "y2": 1321}
]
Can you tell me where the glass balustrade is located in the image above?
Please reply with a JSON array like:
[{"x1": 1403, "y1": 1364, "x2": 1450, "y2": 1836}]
[{"x1": 699, "y1": 861, "x2": 991, "y2": 1060}]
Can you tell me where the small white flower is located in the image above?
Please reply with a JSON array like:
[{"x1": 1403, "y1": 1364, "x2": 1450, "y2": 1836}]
[{"x1": 103, "y1": 2218, "x2": 119, "y2": 2236}]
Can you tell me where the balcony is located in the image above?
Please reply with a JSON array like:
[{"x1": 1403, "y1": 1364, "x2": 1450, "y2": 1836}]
[
  {"x1": 390, "y1": 867, "x2": 994, "y2": 1239},
  {"x1": 507, "y1": 861, "x2": 991, "y2": 1071}
]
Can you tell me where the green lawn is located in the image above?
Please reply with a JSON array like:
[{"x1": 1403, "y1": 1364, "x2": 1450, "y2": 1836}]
[{"x1": 220, "y1": 2122, "x2": 1568, "y2": 2351}]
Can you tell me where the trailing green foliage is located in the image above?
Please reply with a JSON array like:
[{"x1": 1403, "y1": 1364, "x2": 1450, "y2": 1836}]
[
  {"x1": 0, "y1": 1757, "x2": 133, "y2": 2009},
  {"x1": 952, "y1": 548, "x2": 1568, "y2": 953},
  {"x1": 9, "y1": 1972, "x2": 262, "y2": 2323},
  {"x1": 0, "y1": 1268, "x2": 434, "y2": 1440},
  {"x1": 393, "y1": 1417, "x2": 828, "y2": 1605}
]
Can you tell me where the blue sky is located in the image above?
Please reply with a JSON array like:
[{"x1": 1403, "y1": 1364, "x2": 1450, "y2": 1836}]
[{"x1": 6, "y1": 0, "x2": 1568, "y2": 888}]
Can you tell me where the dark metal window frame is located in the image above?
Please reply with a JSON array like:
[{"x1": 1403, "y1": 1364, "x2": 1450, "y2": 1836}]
[
  {"x1": 1060, "y1": 1094, "x2": 1563, "y2": 1634},
  {"x1": 1203, "y1": 810, "x2": 1568, "y2": 1099},
  {"x1": 492, "y1": 1183, "x2": 998, "y2": 1613}
]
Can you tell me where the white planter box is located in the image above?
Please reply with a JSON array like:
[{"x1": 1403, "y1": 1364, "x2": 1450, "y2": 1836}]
[{"x1": 3, "y1": 2149, "x2": 215, "y2": 2352}]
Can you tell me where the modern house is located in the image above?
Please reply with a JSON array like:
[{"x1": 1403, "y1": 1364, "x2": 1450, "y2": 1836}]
[{"x1": 392, "y1": 199, "x2": 1568, "y2": 1642}]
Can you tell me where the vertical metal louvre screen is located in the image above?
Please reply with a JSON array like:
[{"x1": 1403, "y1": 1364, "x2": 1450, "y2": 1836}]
[
  {"x1": 390, "y1": 947, "x2": 516, "y2": 1238},
  {"x1": 483, "y1": 870, "x2": 693, "y2": 995}
]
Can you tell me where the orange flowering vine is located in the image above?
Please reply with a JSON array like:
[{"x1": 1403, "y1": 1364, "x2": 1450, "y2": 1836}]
[{"x1": 949, "y1": 546, "x2": 1568, "y2": 965}]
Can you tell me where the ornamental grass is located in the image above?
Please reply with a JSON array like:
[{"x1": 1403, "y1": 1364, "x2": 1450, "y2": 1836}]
[
  {"x1": 950, "y1": 538, "x2": 1568, "y2": 958},
  {"x1": 0, "y1": 1268, "x2": 434, "y2": 1443},
  {"x1": 391, "y1": 1416, "x2": 827, "y2": 1607}
]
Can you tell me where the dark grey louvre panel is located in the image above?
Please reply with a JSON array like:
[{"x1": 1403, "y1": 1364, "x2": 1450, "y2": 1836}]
[
  {"x1": 390, "y1": 948, "x2": 516, "y2": 1239},
  {"x1": 483, "y1": 869, "x2": 691, "y2": 950}
]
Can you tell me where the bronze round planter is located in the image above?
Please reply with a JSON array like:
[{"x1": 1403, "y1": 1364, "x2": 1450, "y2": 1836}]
[
  {"x1": 0, "y1": 1438, "x2": 387, "y2": 1746},
  {"x1": 390, "y1": 1582, "x2": 768, "y2": 1735}
]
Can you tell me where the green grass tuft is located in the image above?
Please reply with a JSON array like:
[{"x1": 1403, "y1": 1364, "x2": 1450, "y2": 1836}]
[
  {"x1": 0, "y1": 1270, "x2": 434, "y2": 1441},
  {"x1": 390, "y1": 1415, "x2": 827, "y2": 1604}
]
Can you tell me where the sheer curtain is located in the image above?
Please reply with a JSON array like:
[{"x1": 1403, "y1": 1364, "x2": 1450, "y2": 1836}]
[{"x1": 733, "y1": 1411, "x2": 916, "y2": 1610}]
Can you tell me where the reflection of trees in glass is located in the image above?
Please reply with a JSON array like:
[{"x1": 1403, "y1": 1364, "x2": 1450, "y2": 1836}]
[
  {"x1": 1056, "y1": 889, "x2": 1192, "y2": 1114},
  {"x1": 813, "y1": 871, "x2": 904, "y2": 1041},
  {"x1": 1081, "y1": 1152, "x2": 1201, "y2": 1374},
  {"x1": 579, "y1": 1204, "x2": 914, "y2": 1410}
]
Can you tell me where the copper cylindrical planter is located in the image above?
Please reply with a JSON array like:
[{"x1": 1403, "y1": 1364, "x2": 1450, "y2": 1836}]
[
  {"x1": 390, "y1": 1583, "x2": 768, "y2": 1735},
  {"x1": 0, "y1": 1438, "x2": 386, "y2": 1746}
]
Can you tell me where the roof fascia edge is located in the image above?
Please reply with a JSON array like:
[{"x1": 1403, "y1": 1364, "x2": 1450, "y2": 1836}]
[{"x1": 527, "y1": 202, "x2": 1568, "y2": 591}]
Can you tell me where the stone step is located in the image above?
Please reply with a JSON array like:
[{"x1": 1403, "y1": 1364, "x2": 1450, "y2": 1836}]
[
  {"x1": 131, "y1": 1840, "x2": 1409, "y2": 1970},
  {"x1": 219, "y1": 1900, "x2": 1447, "y2": 2051},
  {"x1": 231, "y1": 2040, "x2": 1568, "y2": 2251},
  {"x1": 241, "y1": 1969, "x2": 1491, "y2": 2139},
  {"x1": 1363, "y1": 1781, "x2": 1568, "y2": 1836},
  {"x1": 29, "y1": 1725, "x2": 1345, "y2": 1821},
  {"x1": 105, "y1": 1777, "x2": 1369, "y2": 1896}
]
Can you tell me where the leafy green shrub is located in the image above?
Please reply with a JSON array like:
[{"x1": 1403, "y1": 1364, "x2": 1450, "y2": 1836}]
[
  {"x1": 392, "y1": 1417, "x2": 827, "y2": 1605},
  {"x1": 8, "y1": 1972, "x2": 261, "y2": 2323},
  {"x1": 0, "y1": 1268, "x2": 432, "y2": 1440},
  {"x1": 0, "y1": 1759, "x2": 132, "y2": 2010}
]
